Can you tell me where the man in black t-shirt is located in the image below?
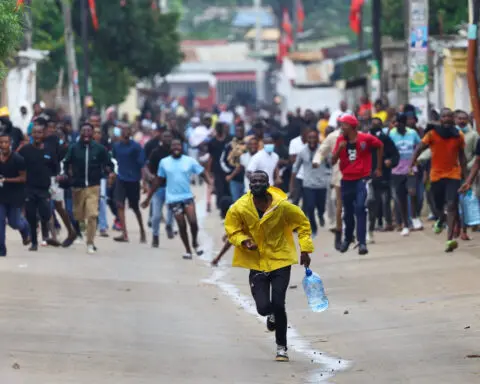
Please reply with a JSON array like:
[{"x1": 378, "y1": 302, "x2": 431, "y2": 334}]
[
  {"x1": 0, "y1": 108, "x2": 25, "y2": 151},
  {"x1": 18, "y1": 121, "x2": 58, "y2": 251},
  {"x1": 208, "y1": 122, "x2": 231, "y2": 213},
  {"x1": 146, "y1": 130, "x2": 175, "y2": 246},
  {"x1": 0, "y1": 133, "x2": 31, "y2": 256}
]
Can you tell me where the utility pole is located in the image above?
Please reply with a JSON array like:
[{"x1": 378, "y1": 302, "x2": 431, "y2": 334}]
[
  {"x1": 61, "y1": 0, "x2": 81, "y2": 131},
  {"x1": 23, "y1": 0, "x2": 33, "y2": 50},
  {"x1": 358, "y1": 5, "x2": 363, "y2": 51},
  {"x1": 254, "y1": 0, "x2": 264, "y2": 102},
  {"x1": 292, "y1": 0, "x2": 297, "y2": 51},
  {"x1": 371, "y1": 0, "x2": 382, "y2": 97},
  {"x1": 81, "y1": 0, "x2": 90, "y2": 113},
  {"x1": 467, "y1": 0, "x2": 480, "y2": 132}
]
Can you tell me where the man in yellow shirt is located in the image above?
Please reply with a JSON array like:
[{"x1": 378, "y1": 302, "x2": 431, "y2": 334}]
[{"x1": 224, "y1": 170, "x2": 313, "y2": 362}]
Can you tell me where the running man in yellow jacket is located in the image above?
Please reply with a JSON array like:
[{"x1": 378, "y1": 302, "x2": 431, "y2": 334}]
[{"x1": 224, "y1": 170, "x2": 314, "y2": 362}]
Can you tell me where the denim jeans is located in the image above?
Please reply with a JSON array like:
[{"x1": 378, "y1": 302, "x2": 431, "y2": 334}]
[
  {"x1": 0, "y1": 204, "x2": 29, "y2": 253},
  {"x1": 229, "y1": 180, "x2": 245, "y2": 202},
  {"x1": 98, "y1": 179, "x2": 108, "y2": 231},
  {"x1": 151, "y1": 187, "x2": 173, "y2": 236},
  {"x1": 302, "y1": 187, "x2": 327, "y2": 234},
  {"x1": 341, "y1": 179, "x2": 368, "y2": 245}
]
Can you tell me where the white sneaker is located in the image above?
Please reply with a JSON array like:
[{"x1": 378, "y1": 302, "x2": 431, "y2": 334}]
[
  {"x1": 401, "y1": 227, "x2": 410, "y2": 237},
  {"x1": 275, "y1": 345, "x2": 289, "y2": 362},
  {"x1": 367, "y1": 231, "x2": 375, "y2": 244},
  {"x1": 87, "y1": 245, "x2": 96, "y2": 254},
  {"x1": 412, "y1": 218, "x2": 423, "y2": 231}
]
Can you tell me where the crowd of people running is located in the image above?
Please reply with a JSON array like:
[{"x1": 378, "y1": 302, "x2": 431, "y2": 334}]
[
  {"x1": 0, "y1": 97, "x2": 479, "y2": 259},
  {"x1": 1, "y1": 97, "x2": 480, "y2": 363}
]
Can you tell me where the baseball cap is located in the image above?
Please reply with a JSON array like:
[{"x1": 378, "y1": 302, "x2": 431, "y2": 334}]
[{"x1": 338, "y1": 114, "x2": 359, "y2": 128}]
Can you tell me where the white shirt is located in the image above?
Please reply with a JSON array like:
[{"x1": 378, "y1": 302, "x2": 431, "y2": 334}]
[
  {"x1": 240, "y1": 152, "x2": 253, "y2": 191},
  {"x1": 288, "y1": 136, "x2": 307, "y2": 180},
  {"x1": 246, "y1": 149, "x2": 279, "y2": 186},
  {"x1": 328, "y1": 109, "x2": 352, "y2": 128},
  {"x1": 188, "y1": 125, "x2": 210, "y2": 148}
]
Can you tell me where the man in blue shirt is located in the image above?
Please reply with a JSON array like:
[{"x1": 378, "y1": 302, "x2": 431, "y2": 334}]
[
  {"x1": 142, "y1": 139, "x2": 211, "y2": 259},
  {"x1": 112, "y1": 125, "x2": 146, "y2": 243}
]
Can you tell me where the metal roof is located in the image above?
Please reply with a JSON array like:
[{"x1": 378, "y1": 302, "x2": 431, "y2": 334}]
[
  {"x1": 175, "y1": 60, "x2": 268, "y2": 73},
  {"x1": 232, "y1": 8, "x2": 275, "y2": 28}
]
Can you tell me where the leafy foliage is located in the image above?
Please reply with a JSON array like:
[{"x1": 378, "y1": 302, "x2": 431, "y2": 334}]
[
  {"x1": 0, "y1": 0, "x2": 24, "y2": 79},
  {"x1": 33, "y1": 0, "x2": 181, "y2": 107},
  {"x1": 381, "y1": 0, "x2": 468, "y2": 39}
]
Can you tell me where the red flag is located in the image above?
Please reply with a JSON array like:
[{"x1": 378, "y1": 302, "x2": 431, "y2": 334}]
[
  {"x1": 277, "y1": 34, "x2": 288, "y2": 63},
  {"x1": 282, "y1": 8, "x2": 292, "y2": 37},
  {"x1": 297, "y1": 0, "x2": 305, "y2": 33},
  {"x1": 88, "y1": 0, "x2": 99, "y2": 30},
  {"x1": 15, "y1": 0, "x2": 24, "y2": 10},
  {"x1": 151, "y1": 0, "x2": 158, "y2": 10},
  {"x1": 349, "y1": 0, "x2": 364, "y2": 35}
]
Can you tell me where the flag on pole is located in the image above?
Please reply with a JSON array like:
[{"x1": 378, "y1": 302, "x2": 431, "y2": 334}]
[
  {"x1": 15, "y1": 0, "x2": 24, "y2": 11},
  {"x1": 88, "y1": 0, "x2": 99, "y2": 30},
  {"x1": 277, "y1": 34, "x2": 289, "y2": 63},
  {"x1": 282, "y1": 8, "x2": 293, "y2": 46},
  {"x1": 297, "y1": 0, "x2": 305, "y2": 33},
  {"x1": 349, "y1": 0, "x2": 364, "y2": 35}
]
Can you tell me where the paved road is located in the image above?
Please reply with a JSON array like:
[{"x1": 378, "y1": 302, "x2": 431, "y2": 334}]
[{"x1": 1, "y1": 198, "x2": 480, "y2": 383}]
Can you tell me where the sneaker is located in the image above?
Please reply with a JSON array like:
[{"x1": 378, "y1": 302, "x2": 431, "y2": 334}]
[
  {"x1": 62, "y1": 235, "x2": 76, "y2": 248},
  {"x1": 367, "y1": 231, "x2": 375, "y2": 244},
  {"x1": 319, "y1": 216, "x2": 325, "y2": 227},
  {"x1": 433, "y1": 220, "x2": 443, "y2": 234},
  {"x1": 412, "y1": 218, "x2": 423, "y2": 231},
  {"x1": 74, "y1": 236, "x2": 84, "y2": 245},
  {"x1": 166, "y1": 225, "x2": 174, "y2": 239},
  {"x1": 275, "y1": 345, "x2": 289, "y2": 362},
  {"x1": 87, "y1": 244, "x2": 96, "y2": 255},
  {"x1": 182, "y1": 253, "x2": 193, "y2": 260},
  {"x1": 445, "y1": 239, "x2": 458, "y2": 253},
  {"x1": 339, "y1": 240, "x2": 351, "y2": 253},
  {"x1": 29, "y1": 244, "x2": 38, "y2": 251},
  {"x1": 334, "y1": 231, "x2": 342, "y2": 251},
  {"x1": 401, "y1": 227, "x2": 410, "y2": 237},
  {"x1": 99, "y1": 230, "x2": 109, "y2": 238},
  {"x1": 427, "y1": 213, "x2": 437, "y2": 221},
  {"x1": 195, "y1": 246, "x2": 204, "y2": 256},
  {"x1": 152, "y1": 235, "x2": 159, "y2": 248},
  {"x1": 266, "y1": 314, "x2": 276, "y2": 332},
  {"x1": 358, "y1": 243, "x2": 369, "y2": 255},
  {"x1": 41, "y1": 240, "x2": 48, "y2": 247}
]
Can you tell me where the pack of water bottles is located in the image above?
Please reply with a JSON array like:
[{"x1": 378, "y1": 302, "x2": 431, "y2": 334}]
[
  {"x1": 459, "y1": 190, "x2": 480, "y2": 227},
  {"x1": 302, "y1": 268, "x2": 329, "y2": 313}
]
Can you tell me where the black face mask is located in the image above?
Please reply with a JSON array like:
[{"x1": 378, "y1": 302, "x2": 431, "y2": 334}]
[{"x1": 250, "y1": 183, "x2": 269, "y2": 197}]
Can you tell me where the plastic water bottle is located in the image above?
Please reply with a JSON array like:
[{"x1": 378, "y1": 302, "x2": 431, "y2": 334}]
[{"x1": 302, "y1": 268, "x2": 329, "y2": 312}]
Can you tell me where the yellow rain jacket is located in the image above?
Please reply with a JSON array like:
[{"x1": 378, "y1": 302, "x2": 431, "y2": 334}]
[{"x1": 225, "y1": 187, "x2": 314, "y2": 272}]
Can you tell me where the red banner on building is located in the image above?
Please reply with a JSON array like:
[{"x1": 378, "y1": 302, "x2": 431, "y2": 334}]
[{"x1": 88, "y1": 0, "x2": 99, "y2": 30}]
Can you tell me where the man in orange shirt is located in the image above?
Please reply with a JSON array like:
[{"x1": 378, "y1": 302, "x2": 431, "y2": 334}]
[{"x1": 410, "y1": 108, "x2": 467, "y2": 252}]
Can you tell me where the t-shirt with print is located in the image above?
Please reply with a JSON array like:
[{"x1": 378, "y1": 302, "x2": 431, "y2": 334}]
[
  {"x1": 422, "y1": 130, "x2": 465, "y2": 182},
  {"x1": 158, "y1": 155, "x2": 204, "y2": 204},
  {"x1": 389, "y1": 128, "x2": 421, "y2": 175}
]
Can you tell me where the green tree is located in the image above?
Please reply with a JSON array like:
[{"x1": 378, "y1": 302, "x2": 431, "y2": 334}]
[
  {"x1": 381, "y1": 0, "x2": 468, "y2": 39},
  {"x1": 33, "y1": 0, "x2": 181, "y2": 107},
  {"x1": 0, "y1": 0, "x2": 23, "y2": 79}
]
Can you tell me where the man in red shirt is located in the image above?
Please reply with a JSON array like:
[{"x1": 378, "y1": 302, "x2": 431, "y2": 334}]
[{"x1": 332, "y1": 114, "x2": 384, "y2": 255}]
